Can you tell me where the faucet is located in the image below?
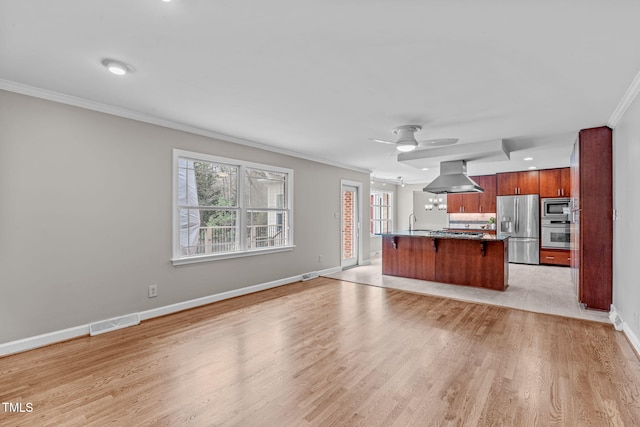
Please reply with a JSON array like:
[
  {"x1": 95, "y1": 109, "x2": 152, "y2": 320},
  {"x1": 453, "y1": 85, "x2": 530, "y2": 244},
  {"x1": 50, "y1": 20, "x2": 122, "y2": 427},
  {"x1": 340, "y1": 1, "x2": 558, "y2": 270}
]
[{"x1": 409, "y1": 213, "x2": 416, "y2": 231}]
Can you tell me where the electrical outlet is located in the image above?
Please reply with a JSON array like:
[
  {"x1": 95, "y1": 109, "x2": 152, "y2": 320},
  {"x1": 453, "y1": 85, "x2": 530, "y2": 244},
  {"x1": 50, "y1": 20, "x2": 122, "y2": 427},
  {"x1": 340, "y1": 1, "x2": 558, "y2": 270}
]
[
  {"x1": 148, "y1": 285, "x2": 158, "y2": 298},
  {"x1": 318, "y1": 255, "x2": 323, "y2": 263}
]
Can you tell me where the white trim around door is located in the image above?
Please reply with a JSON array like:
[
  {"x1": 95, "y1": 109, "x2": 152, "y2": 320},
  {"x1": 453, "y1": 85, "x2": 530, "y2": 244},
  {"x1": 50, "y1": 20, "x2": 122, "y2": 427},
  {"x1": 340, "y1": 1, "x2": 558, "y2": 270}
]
[{"x1": 340, "y1": 180, "x2": 364, "y2": 269}]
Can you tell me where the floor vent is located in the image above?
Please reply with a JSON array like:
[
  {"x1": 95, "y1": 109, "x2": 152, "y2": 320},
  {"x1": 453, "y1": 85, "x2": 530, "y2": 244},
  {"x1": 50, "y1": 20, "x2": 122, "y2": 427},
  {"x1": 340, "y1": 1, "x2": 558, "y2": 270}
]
[
  {"x1": 89, "y1": 313, "x2": 140, "y2": 336},
  {"x1": 301, "y1": 272, "x2": 319, "y2": 281}
]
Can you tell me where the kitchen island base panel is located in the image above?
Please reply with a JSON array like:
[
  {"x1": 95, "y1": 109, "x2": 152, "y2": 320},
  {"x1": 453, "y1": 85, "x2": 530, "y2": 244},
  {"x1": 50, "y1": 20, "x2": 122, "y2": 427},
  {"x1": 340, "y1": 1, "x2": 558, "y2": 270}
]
[
  {"x1": 434, "y1": 238, "x2": 508, "y2": 291},
  {"x1": 382, "y1": 234, "x2": 508, "y2": 291},
  {"x1": 382, "y1": 236, "x2": 436, "y2": 281}
]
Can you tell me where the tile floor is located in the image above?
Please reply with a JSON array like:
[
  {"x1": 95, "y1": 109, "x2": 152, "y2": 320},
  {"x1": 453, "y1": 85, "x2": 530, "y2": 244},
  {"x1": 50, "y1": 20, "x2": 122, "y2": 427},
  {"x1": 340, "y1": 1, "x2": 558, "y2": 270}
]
[{"x1": 324, "y1": 255, "x2": 610, "y2": 323}]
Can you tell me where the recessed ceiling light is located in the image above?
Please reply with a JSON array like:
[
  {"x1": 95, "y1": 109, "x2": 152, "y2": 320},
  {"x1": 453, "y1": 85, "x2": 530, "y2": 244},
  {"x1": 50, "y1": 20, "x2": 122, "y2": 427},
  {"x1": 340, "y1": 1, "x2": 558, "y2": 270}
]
[
  {"x1": 528, "y1": 166, "x2": 537, "y2": 170},
  {"x1": 524, "y1": 156, "x2": 534, "y2": 161},
  {"x1": 162, "y1": 0, "x2": 173, "y2": 2},
  {"x1": 421, "y1": 168, "x2": 429, "y2": 171},
  {"x1": 101, "y1": 59, "x2": 134, "y2": 76}
]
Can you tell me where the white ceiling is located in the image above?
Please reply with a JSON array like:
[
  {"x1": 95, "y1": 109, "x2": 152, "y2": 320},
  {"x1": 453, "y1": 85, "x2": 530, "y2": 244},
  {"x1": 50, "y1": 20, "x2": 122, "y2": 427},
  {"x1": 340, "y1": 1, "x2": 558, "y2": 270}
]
[{"x1": 2, "y1": 0, "x2": 640, "y2": 184}]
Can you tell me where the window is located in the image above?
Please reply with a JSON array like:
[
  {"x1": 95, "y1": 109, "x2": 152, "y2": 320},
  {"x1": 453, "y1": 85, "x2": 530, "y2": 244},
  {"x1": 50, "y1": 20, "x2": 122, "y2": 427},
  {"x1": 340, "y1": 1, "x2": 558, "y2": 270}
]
[
  {"x1": 173, "y1": 150, "x2": 294, "y2": 264},
  {"x1": 370, "y1": 190, "x2": 393, "y2": 234}
]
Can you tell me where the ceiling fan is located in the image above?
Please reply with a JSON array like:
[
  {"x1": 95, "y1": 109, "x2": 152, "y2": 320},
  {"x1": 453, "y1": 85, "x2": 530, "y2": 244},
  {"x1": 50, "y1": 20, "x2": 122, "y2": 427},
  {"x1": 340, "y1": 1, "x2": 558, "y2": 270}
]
[{"x1": 370, "y1": 125, "x2": 458, "y2": 153}]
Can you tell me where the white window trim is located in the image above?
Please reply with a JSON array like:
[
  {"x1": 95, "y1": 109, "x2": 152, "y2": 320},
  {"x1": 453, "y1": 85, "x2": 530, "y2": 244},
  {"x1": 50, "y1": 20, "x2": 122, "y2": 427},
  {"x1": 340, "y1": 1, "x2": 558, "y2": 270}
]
[
  {"x1": 171, "y1": 149, "x2": 295, "y2": 266},
  {"x1": 370, "y1": 189, "x2": 393, "y2": 236}
]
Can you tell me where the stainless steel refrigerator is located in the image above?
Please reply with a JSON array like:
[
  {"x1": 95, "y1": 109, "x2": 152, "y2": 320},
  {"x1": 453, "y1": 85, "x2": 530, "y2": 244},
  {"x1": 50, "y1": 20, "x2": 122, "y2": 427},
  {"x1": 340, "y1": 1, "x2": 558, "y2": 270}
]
[{"x1": 497, "y1": 194, "x2": 540, "y2": 264}]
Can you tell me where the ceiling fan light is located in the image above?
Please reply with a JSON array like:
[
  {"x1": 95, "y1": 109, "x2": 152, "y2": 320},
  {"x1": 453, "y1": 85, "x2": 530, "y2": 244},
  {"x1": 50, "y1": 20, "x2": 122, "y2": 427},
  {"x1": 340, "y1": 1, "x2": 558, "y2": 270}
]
[{"x1": 396, "y1": 144, "x2": 416, "y2": 152}]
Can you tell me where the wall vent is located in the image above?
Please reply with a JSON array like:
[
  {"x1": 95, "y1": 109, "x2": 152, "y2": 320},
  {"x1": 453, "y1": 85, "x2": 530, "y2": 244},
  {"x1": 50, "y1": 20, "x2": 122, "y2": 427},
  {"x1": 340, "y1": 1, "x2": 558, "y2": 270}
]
[
  {"x1": 89, "y1": 313, "x2": 140, "y2": 336},
  {"x1": 609, "y1": 311, "x2": 623, "y2": 331},
  {"x1": 301, "y1": 272, "x2": 319, "y2": 281}
]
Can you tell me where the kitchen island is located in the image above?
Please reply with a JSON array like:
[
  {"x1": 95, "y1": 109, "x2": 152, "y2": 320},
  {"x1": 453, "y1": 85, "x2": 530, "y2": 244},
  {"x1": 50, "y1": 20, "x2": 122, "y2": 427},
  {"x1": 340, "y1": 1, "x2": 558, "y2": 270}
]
[{"x1": 382, "y1": 231, "x2": 509, "y2": 291}]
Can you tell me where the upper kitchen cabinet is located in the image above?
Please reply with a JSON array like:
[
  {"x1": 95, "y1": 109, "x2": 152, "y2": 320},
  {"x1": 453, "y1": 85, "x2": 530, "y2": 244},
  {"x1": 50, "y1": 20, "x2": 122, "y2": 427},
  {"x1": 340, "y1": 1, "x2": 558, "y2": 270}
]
[
  {"x1": 447, "y1": 174, "x2": 496, "y2": 213},
  {"x1": 539, "y1": 168, "x2": 571, "y2": 198},
  {"x1": 446, "y1": 193, "x2": 464, "y2": 213},
  {"x1": 496, "y1": 171, "x2": 539, "y2": 195},
  {"x1": 470, "y1": 175, "x2": 496, "y2": 213}
]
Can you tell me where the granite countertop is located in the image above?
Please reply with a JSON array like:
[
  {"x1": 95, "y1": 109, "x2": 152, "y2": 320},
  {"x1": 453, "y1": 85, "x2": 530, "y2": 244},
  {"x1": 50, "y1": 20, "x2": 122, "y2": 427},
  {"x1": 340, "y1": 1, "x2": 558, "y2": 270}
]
[{"x1": 384, "y1": 230, "x2": 509, "y2": 241}]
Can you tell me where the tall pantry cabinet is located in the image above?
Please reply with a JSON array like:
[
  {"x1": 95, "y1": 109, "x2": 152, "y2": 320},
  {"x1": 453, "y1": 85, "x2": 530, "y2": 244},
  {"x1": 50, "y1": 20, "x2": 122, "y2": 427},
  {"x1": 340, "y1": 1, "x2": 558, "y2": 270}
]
[{"x1": 570, "y1": 126, "x2": 612, "y2": 311}]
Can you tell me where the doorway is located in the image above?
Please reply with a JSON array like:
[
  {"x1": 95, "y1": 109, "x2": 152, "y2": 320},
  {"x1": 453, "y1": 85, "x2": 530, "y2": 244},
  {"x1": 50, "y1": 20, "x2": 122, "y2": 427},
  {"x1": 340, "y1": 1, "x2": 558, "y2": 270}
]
[{"x1": 341, "y1": 181, "x2": 362, "y2": 269}]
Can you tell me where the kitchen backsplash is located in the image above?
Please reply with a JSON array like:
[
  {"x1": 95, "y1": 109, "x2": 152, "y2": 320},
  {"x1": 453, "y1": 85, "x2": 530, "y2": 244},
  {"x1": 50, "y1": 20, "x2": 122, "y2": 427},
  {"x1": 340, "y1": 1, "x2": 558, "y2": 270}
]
[{"x1": 449, "y1": 212, "x2": 496, "y2": 230}]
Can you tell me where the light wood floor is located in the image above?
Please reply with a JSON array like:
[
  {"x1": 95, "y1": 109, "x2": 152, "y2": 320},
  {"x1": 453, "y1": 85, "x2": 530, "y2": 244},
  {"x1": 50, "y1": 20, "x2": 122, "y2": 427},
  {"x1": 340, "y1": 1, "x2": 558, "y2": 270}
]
[{"x1": 2, "y1": 277, "x2": 640, "y2": 426}]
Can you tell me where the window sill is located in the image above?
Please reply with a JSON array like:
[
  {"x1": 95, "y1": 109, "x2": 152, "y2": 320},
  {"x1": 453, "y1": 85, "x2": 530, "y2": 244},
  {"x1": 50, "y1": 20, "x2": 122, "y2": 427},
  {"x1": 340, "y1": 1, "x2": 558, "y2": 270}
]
[{"x1": 171, "y1": 245, "x2": 296, "y2": 266}]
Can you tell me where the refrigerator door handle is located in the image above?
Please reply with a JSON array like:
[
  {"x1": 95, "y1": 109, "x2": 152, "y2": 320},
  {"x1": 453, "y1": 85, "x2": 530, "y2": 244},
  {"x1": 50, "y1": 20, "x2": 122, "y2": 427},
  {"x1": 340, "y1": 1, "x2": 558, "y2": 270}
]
[{"x1": 515, "y1": 198, "x2": 519, "y2": 233}]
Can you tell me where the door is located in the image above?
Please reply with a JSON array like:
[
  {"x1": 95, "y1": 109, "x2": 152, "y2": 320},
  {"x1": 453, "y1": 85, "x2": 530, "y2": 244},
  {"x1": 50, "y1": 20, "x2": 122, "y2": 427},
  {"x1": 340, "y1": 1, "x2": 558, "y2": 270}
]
[
  {"x1": 518, "y1": 170, "x2": 540, "y2": 195},
  {"x1": 497, "y1": 172, "x2": 519, "y2": 195},
  {"x1": 462, "y1": 191, "x2": 480, "y2": 213},
  {"x1": 476, "y1": 174, "x2": 496, "y2": 213},
  {"x1": 341, "y1": 184, "x2": 359, "y2": 268},
  {"x1": 446, "y1": 193, "x2": 464, "y2": 213},
  {"x1": 497, "y1": 196, "x2": 516, "y2": 236},
  {"x1": 541, "y1": 226, "x2": 570, "y2": 249},
  {"x1": 515, "y1": 194, "x2": 539, "y2": 238},
  {"x1": 560, "y1": 167, "x2": 571, "y2": 197},
  {"x1": 509, "y1": 238, "x2": 540, "y2": 264},
  {"x1": 539, "y1": 168, "x2": 561, "y2": 197}
]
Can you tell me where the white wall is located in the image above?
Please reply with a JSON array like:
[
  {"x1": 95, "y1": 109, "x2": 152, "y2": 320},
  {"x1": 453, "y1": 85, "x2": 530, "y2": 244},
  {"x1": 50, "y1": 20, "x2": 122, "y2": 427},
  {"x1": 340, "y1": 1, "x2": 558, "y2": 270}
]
[
  {"x1": 612, "y1": 91, "x2": 640, "y2": 343},
  {"x1": 0, "y1": 90, "x2": 370, "y2": 344},
  {"x1": 413, "y1": 191, "x2": 449, "y2": 230},
  {"x1": 397, "y1": 184, "x2": 419, "y2": 231},
  {"x1": 397, "y1": 184, "x2": 449, "y2": 231}
]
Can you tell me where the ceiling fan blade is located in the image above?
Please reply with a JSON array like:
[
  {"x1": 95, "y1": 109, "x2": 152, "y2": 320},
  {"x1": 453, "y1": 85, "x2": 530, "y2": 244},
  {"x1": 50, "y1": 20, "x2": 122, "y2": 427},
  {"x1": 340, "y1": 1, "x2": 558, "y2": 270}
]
[
  {"x1": 369, "y1": 138, "x2": 396, "y2": 145},
  {"x1": 418, "y1": 138, "x2": 459, "y2": 147}
]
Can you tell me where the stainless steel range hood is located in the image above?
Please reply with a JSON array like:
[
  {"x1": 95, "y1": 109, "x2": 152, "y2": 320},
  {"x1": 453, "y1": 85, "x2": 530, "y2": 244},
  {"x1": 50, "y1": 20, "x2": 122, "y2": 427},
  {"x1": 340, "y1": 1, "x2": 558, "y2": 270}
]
[{"x1": 423, "y1": 160, "x2": 484, "y2": 194}]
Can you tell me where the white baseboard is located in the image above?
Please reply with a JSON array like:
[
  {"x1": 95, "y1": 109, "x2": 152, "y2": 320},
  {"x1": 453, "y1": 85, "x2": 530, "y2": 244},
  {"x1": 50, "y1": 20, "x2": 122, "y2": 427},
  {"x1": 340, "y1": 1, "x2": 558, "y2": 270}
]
[
  {"x1": 0, "y1": 270, "x2": 333, "y2": 357},
  {"x1": 610, "y1": 304, "x2": 640, "y2": 356},
  {"x1": 625, "y1": 325, "x2": 640, "y2": 356},
  {"x1": 138, "y1": 274, "x2": 301, "y2": 321},
  {"x1": 0, "y1": 325, "x2": 90, "y2": 357},
  {"x1": 609, "y1": 305, "x2": 624, "y2": 331},
  {"x1": 319, "y1": 266, "x2": 342, "y2": 275}
]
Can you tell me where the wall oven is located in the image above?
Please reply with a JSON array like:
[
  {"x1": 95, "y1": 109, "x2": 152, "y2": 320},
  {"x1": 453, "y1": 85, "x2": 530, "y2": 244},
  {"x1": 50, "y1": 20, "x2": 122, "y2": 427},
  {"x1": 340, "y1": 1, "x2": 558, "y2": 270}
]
[{"x1": 541, "y1": 221, "x2": 570, "y2": 249}]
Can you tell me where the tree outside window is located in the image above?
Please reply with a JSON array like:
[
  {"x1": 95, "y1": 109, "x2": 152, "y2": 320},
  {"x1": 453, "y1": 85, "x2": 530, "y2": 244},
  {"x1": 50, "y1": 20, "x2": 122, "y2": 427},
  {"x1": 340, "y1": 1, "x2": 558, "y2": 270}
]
[{"x1": 175, "y1": 150, "x2": 293, "y2": 262}]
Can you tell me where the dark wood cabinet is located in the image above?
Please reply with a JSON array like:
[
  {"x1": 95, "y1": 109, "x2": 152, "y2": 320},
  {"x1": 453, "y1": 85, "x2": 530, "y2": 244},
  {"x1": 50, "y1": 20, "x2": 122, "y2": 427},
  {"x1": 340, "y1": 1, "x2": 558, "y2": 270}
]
[
  {"x1": 496, "y1": 172, "x2": 518, "y2": 195},
  {"x1": 497, "y1": 171, "x2": 539, "y2": 195},
  {"x1": 570, "y1": 126, "x2": 612, "y2": 311},
  {"x1": 446, "y1": 174, "x2": 496, "y2": 213},
  {"x1": 540, "y1": 249, "x2": 571, "y2": 266},
  {"x1": 446, "y1": 193, "x2": 464, "y2": 213},
  {"x1": 560, "y1": 167, "x2": 571, "y2": 197},
  {"x1": 539, "y1": 168, "x2": 571, "y2": 198},
  {"x1": 475, "y1": 175, "x2": 496, "y2": 213}
]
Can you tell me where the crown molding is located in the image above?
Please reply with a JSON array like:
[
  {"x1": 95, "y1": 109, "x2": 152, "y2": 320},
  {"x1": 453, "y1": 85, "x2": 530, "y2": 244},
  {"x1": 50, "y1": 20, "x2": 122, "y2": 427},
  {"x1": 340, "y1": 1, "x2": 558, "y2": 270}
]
[
  {"x1": 0, "y1": 79, "x2": 370, "y2": 175},
  {"x1": 608, "y1": 69, "x2": 640, "y2": 129}
]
